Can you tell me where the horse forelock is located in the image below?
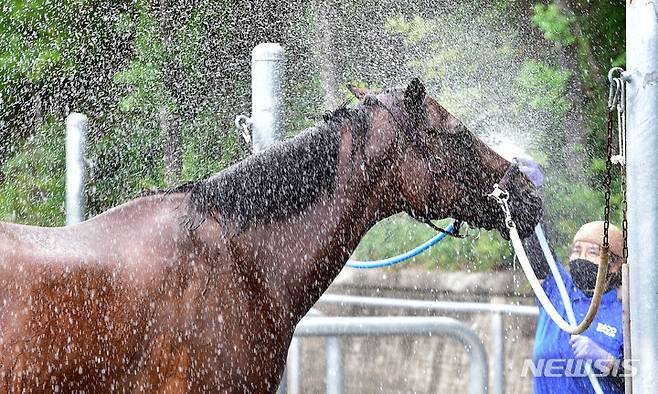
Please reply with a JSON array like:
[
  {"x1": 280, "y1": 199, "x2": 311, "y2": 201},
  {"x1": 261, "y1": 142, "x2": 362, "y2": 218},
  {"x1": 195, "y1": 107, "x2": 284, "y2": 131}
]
[{"x1": 168, "y1": 104, "x2": 374, "y2": 233}]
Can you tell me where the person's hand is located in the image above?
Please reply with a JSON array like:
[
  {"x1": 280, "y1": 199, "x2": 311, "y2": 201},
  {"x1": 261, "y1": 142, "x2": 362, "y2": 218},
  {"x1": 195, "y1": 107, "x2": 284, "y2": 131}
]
[
  {"x1": 569, "y1": 335, "x2": 614, "y2": 369},
  {"x1": 516, "y1": 156, "x2": 544, "y2": 188}
]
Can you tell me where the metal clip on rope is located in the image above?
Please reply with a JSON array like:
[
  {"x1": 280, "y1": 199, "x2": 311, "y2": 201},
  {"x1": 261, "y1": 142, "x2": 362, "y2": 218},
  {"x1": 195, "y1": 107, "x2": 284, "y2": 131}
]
[
  {"x1": 608, "y1": 67, "x2": 626, "y2": 111},
  {"x1": 490, "y1": 185, "x2": 513, "y2": 229},
  {"x1": 489, "y1": 187, "x2": 608, "y2": 335},
  {"x1": 608, "y1": 67, "x2": 627, "y2": 166},
  {"x1": 235, "y1": 114, "x2": 253, "y2": 145}
]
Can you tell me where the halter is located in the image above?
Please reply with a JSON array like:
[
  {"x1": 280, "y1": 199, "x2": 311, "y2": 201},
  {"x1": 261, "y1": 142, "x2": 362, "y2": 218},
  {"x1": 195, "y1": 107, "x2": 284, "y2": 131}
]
[
  {"x1": 371, "y1": 91, "x2": 520, "y2": 238},
  {"x1": 370, "y1": 91, "x2": 464, "y2": 237},
  {"x1": 344, "y1": 92, "x2": 522, "y2": 269},
  {"x1": 374, "y1": 92, "x2": 432, "y2": 157}
]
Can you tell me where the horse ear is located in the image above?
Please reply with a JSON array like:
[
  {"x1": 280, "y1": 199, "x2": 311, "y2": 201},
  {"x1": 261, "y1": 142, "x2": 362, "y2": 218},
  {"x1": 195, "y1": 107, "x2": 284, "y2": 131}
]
[
  {"x1": 346, "y1": 83, "x2": 370, "y2": 100},
  {"x1": 404, "y1": 78, "x2": 426, "y2": 115}
]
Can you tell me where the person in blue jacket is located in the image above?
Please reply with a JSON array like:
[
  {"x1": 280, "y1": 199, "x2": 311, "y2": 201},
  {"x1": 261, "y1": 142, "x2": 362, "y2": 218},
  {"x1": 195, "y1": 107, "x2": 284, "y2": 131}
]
[{"x1": 519, "y1": 158, "x2": 626, "y2": 393}]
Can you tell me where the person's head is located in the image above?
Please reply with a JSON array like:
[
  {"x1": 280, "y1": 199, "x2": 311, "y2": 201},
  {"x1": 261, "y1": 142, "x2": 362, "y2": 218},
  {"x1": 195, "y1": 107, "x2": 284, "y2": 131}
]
[{"x1": 568, "y1": 220, "x2": 624, "y2": 295}]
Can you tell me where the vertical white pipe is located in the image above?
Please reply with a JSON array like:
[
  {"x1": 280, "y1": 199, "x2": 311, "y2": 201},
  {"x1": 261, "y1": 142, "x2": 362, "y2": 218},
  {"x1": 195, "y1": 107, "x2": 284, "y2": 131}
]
[
  {"x1": 255, "y1": 42, "x2": 286, "y2": 391},
  {"x1": 627, "y1": 1, "x2": 658, "y2": 392},
  {"x1": 622, "y1": 263, "x2": 632, "y2": 394},
  {"x1": 251, "y1": 43, "x2": 285, "y2": 153},
  {"x1": 326, "y1": 337, "x2": 344, "y2": 394},
  {"x1": 490, "y1": 309, "x2": 505, "y2": 394},
  {"x1": 65, "y1": 113, "x2": 87, "y2": 226},
  {"x1": 286, "y1": 337, "x2": 301, "y2": 394}
]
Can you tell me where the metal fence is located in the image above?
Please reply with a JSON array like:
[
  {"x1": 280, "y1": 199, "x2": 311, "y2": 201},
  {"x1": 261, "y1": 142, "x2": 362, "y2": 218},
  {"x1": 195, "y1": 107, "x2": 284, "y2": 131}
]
[{"x1": 282, "y1": 294, "x2": 539, "y2": 394}]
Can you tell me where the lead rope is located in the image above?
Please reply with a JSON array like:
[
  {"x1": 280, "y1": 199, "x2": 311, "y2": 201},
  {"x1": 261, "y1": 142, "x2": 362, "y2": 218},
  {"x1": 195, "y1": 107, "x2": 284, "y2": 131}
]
[
  {"x1": 535, "y1": 225, "x2": 604, "y2": 393},
  {"x1": 524, "y1": 70, "x2": 625, "y2": 392},
  {"x1": 489, "y1": 185, "x2": 607, "y2": 334},
  {"x1": 489, "y1": 69, "x2": 627, "y2": 335},
  {"x1": 488, "y1": 73, "x2": 622, "y2": 334}
]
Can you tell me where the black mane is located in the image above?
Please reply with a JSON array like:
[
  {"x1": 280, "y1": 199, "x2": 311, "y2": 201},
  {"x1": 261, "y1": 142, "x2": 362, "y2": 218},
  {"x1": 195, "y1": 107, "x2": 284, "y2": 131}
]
[{"x1": 176, "y1": 103, "x2": 372, "y2": 232}]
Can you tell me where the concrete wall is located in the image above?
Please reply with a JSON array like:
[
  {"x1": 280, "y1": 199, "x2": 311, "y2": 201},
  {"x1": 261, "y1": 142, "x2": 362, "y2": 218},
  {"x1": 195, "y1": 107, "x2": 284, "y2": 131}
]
[{"x1": 298, "y1": 267, "x2": 538, "y2": 394}]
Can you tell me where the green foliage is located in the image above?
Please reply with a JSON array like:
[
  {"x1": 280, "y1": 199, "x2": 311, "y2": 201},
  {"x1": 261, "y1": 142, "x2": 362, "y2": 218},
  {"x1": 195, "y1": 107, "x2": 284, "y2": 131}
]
[
  {"x1": 0, "y1": 0, "x2": 73, "y2": 85},
  {"x1": 282, "y1": 68, "x2": 324, "y2": 138},
  {"x1": 386, "y1": 16, "x2": 435, "y2": 45},
  {"x1": 0, "y1": 0, "x2": 628, "y2": 274},
  {"x1": 180, "y1": 109, "x2": 240, "y2": 181},
  {"x1": 531, "y1": 4, "x2": 576, "y2": 46},
  {"x1": 113, "y1": 11, "x2": 170, "y2": 114},
  {"x1": 86, "y1": 121, "x2": 165, "y2": 212},
  {"x1": 0, "y1": 118, "x2": 65, "y2": 226},
  {"x1": 0, "y1": 0, "x2": 133, "y2": 136},
  {"x1": 82, "y1": 2, "x2": 250, "y2": 212},
  {"x1": 541, "y1": 174, "x2": 604, "y2": 260},
  {"x1": 385, "y1": 6, "x2": 568, "y2": 156},
  {"x1": 517, "y1": 60, "x2": 571, "y2": 113},
  {"x1": 0, "y1": 0, "x2": 323, "y2": 223},
  {"x1": 573, "y1": 0, "x2": 625, "y2": 70}
]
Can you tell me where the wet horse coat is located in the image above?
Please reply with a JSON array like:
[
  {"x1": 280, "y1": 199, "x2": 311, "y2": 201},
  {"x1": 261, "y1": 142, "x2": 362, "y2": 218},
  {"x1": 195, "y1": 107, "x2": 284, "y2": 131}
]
[{"x1": 0, "y1": 80, "x2": 541, "y2": 392}]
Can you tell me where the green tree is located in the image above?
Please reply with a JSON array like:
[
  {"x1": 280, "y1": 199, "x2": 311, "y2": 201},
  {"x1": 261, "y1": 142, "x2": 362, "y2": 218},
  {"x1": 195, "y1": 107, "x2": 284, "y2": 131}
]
[
  {"x1": 0, "y1": 0, "x2": 134, "y2": 165},
  {"x1": 352, "y1": 0, "x2": 625, "y2": 269},
  {"x1": 0, "y1": 0, "x2": 626, "y2": 270},
  {"x1": 0, "y1": 0, "x2": 325, "y2": 222}
]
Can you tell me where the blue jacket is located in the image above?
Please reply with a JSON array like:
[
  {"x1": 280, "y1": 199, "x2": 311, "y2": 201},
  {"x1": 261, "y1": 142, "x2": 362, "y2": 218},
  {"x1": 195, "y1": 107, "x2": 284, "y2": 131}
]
[{"x1": 532, "y1": 262, "x2": 624, "y2": 393}]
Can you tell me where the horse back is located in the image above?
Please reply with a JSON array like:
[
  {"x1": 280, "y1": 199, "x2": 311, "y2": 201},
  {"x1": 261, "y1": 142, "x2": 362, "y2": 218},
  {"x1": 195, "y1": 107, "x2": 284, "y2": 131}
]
[{"x1": 0, "y1": 195, "x2": 200, "y2": 392}]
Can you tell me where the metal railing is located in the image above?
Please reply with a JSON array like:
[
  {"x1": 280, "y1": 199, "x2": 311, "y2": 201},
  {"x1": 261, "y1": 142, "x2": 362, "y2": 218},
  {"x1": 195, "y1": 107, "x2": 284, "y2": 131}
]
[
  {"x1": 288, "y1": 315, "x2": 488, "y2": 394},
  {"x1": 284, "y1": 309, "x2": 343, "y2": 394},
  {"x1": 284, "y1": 294, "x2": 539, "y2": 394}
]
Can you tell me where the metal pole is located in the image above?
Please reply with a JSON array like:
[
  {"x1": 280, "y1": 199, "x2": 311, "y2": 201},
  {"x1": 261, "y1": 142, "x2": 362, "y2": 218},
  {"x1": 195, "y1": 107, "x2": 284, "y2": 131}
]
[
  {"x1": 65, "y1": 113, "x2": 87, "y2": 225},
  {"x1": 627, "y1": 1, "x2": 658, "y2": 392},
  {"x1": 318, "y1": 293, "x2": 538, "y2": 316},
  {"x1": 622, "y1": 263, "x2": 632, "y2": 394},
  {"x1": 326, "y1": 337, "x2": 343, "y2": 394},
  {"x1": 254, "y1": 42, "x2": 284, "y2": 392},
  {"x1": 286, "y1": 337, "x2": 302, "y2": 394},
  {"x1": 316, "y1": 295, "x2": 538, "y2": 394},
  {"x1": 295, "y1": 316, "x2": 488, "y2": 394},
  {"x1": 251, "y1": 43, "x2": 285, "y2": 153},
  {"x1": 491, "y1": 311, "x2": 505, "y2": 394},
  {"x1": 306, "y1": 309, "x2": 344, "y2": 394}
]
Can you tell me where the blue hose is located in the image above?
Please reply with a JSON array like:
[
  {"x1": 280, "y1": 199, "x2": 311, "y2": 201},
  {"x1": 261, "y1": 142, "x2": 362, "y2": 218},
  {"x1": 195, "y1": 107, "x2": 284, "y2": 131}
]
[{"x1": 346, "y1": 223, "x2": 455, "y2": 269}]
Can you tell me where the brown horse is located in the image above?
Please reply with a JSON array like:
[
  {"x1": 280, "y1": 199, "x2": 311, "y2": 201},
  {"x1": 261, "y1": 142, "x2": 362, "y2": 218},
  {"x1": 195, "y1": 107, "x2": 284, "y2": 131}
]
[{"x1": 0, "y1": 79, "x2": 541, "y2": 393}]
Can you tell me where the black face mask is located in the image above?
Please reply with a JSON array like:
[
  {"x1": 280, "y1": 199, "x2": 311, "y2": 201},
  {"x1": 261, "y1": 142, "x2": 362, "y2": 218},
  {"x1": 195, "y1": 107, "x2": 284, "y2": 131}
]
[{"x1": 569, "y1": 258, "x2": 622, "y2": 296}]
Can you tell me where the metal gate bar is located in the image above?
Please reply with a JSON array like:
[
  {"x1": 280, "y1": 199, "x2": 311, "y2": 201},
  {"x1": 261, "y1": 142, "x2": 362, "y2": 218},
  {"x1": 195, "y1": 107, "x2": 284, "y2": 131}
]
[{"x1": 293, "y1": 316, "x2": 488, "y2": 394}]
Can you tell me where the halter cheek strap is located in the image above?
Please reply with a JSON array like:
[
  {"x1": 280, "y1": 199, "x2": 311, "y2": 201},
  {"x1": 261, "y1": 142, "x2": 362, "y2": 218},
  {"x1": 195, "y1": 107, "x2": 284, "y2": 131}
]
[
  {"x1": 372, "y1": 92, "x2": 463, "y2": 238},
  {"x1": 495, "y1": 161, "x2": 521, "y2": 193},
  {"x1": 374, "y1": 93, "x2": 426, "y2": 147}
]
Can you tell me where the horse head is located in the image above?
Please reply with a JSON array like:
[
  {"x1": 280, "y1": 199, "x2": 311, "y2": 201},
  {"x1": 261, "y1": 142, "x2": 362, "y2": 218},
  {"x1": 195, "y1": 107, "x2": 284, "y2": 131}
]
[{"x1": 348, "y1": 78, "x2": 542, "y2": 239}]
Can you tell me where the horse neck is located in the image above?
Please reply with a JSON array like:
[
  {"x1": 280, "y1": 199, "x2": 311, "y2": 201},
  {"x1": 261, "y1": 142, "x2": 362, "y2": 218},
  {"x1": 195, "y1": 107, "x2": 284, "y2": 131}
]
[{"x1": 236, "y1": 121, "x2": 399, "y2": 322}]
